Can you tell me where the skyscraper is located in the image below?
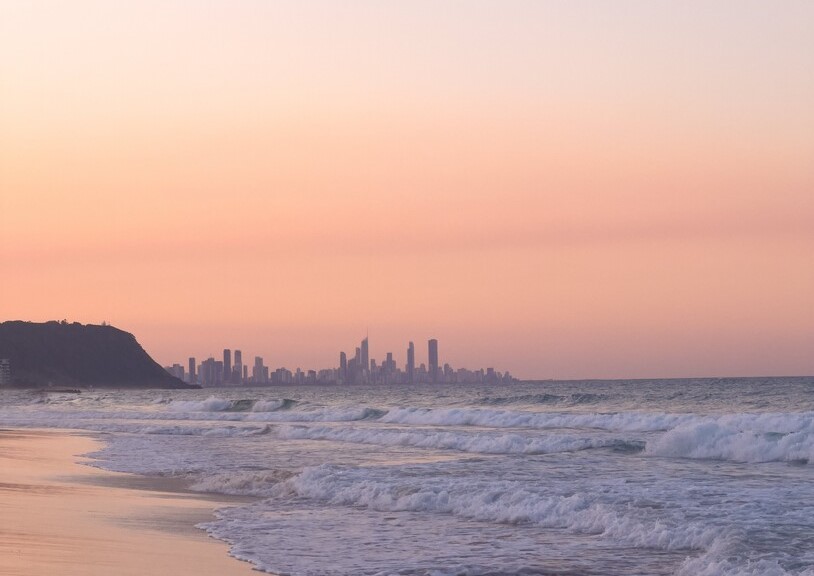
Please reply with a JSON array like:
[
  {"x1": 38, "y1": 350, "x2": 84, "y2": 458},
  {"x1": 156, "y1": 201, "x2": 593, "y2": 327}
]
[
  {"x1": 188, "y1": 357, "x2": 196, "y2": 385},
  {"x1": 361, "y1": 337, "x2": 369, "y2": 373},
  {"x1": 407, "y1": 341, "x2": 415, "y2": 385},
  {"x1": 234, "y1": 350, "x2": 243, "y2": 384},
  {"x1": 428, "y1": 339, "x2": 439, "y2": 384},
  {"x1": 353, "y1": 346, "x2": 361, "y2": 384},
  {"x1": 223, "y1": 349, "x2": 232, "y2": 384},
  {"x1": 253, "y1": 356, "x2": 268, "y2": 384},
  {"x1": 339, "y1": 351, "x2": 347, "y2": 384},
  {"x1": 200, "y1": 357, "x2": 216, "y2": 386}
]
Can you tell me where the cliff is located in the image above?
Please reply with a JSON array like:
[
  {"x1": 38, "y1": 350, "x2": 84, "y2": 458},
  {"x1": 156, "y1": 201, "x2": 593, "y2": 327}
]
[{"x1": 0, "y1": 321, "x2": 196, "y2": 389}]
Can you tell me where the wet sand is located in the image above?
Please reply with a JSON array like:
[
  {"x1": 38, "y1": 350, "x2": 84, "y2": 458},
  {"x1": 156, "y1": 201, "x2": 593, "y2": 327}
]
[{"x1": 0, "y1": 429, "x2": 258, "y2": 575}]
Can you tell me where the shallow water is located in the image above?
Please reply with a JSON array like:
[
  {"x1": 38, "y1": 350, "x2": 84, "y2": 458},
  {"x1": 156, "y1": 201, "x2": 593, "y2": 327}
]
[{"x1": 2, "y1": 377, "x2": 814, "y2": 575}]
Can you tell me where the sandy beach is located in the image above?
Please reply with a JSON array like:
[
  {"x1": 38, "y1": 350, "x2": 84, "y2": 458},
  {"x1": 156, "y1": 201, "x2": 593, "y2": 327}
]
[{"x1": 0, "y1": 429, "x2": 258, "y2": 576}]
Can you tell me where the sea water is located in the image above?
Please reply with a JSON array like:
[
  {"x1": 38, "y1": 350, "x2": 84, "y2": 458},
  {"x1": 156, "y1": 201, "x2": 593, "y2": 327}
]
[{"x1": 2, "y1": 377, "x2": 814, "y2": 576}]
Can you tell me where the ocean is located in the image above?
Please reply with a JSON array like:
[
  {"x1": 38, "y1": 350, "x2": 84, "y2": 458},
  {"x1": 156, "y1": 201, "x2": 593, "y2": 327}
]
[{"x1": 2, "y1": 377, "x2": 813, "y2": 576}]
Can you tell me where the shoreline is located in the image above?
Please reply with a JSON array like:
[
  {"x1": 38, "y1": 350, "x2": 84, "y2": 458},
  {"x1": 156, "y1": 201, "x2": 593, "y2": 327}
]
[{"x1": 0, "y1": 428, "x2": 259, "y2": 575}]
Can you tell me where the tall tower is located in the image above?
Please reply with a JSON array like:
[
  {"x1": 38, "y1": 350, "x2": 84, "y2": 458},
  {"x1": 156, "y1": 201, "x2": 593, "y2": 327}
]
[
  {"x1": 223, "y1": 349, "x2": 232, "y2": 384},
  {"x1": 339, "y1": 351, "x2": 347, "y2": 383},
  {"x1": 234, "y1": 350, "x2": 243, "y2": 384},
  {"x1": 407, "y1": 341, "x2": 415, "y2": 385},
  {"x1": 188, "y1": 357, "x2": 196, "y2": 385},
  {"x1": 428, "y1": 339, "x2": 439, "y2": 384},
  {"x1": 361, "y1": 337, "x2": 369, "y2": 373}
]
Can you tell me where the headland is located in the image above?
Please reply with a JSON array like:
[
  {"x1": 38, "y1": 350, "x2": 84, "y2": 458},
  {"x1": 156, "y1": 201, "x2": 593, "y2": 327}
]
[{"x1": 0, "y1": 320, "x2": 196, "y2": 389}]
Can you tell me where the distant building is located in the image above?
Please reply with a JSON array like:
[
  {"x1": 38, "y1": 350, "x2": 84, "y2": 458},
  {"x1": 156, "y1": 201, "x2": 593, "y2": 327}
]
[
  {"x1": 339, "y1": 351, "x2": 347, "y2": 384},
  {"x1": 406, "y1": 342, "x2": 415, "y2": 384},
  {"x1": 428, "y1": 339, "x2": 439, "y2": 383},
  {"x1": 166, "y1": 363, "x2": 185, "y2": 380},
  {"x1": 252, "y1": 356, "x2": 268, "y2": 384},
  {"x1": 200, "y1": 357, "x2": 217, "y2": 386},
  {"x1": 385, "y1": 352, "x2": 395, "y2": 373},
  {"x1": 353, "y1": 346, "x2": 362, "y2": 383},
  {"x1": 361, "y1": 337, "x2": 369, "y2": 373},
  {"x1": 272, "y1": 367, "x2": 292, "y2": 385},
  {"x1": 0, "y1": 359, "x2": 10, "y2": 386},
  {"x1": 234, "y1": 350, "x2": 243, "y2": 384},
  {"x1": 188, "y1": 357, "x2": 196, "y2": 384},
  {"x1": 223, "y1": 349, "x2": 232, "y2": 384}
]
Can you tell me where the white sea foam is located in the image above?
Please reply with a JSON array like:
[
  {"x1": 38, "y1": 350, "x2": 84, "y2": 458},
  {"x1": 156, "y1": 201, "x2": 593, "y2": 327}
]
[
  {"x1": 251, "y1": 398, "x2": 295, "y2": 412},
  {"x1": 247, "y1": 406, "x2": 386, "y2": 422},
  {"x1": 646, "y1": 418, "x2": 814, "y2": 463},
  {"x1": 161, "y1": 397, "x2": 382, "y2": 422},
  {"x1": 190, "y1": 469, "x2": 294, "y2": 495},
  {"x1": 168, "y1": 396, "x2": 235, "y2": 412},
  {"x1": 0, "y1": 403, "x2": 380, "y2": 426},
  {"x1": 265, "y1": 464, "x2": 719, "y2": 552},
  {"x1": 273, "y1": 424, "x2": 639, "y2": 455},
  {"x1": 166, "y1": 396, "x2": 296, "y2": 413},
  {"x1": 379, "y1": 406, "x2": 695, "y2": 432},
  {"x1": 676, "y1": 534, "x2": 814, "y2": 576},
  {"x1": 2, "y1": 398, "x2": 813, "y2": 465}
]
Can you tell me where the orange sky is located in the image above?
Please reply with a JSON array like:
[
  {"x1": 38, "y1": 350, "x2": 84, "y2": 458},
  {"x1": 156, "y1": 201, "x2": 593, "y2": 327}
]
[{"x1": 2, "y1": 1, "x2": 813, "y2": 378}]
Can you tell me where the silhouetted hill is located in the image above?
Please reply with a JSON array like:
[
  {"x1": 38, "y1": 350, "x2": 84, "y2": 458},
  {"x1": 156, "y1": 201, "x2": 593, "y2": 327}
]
[{"x1": 0, "y1": 321, "x2": 196, "y2": 389}]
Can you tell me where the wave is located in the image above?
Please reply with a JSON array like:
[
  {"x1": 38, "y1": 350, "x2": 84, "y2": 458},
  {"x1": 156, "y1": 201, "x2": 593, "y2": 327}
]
[
  {"x1": 0, "y1": 413, "x2": 273, "y2": 438},
  {"x1": 379, "y1": 406, "x2": 693, "y2": 432},
  {"x1": 260, "y1": 464, "x2": 719, "y2": 553},
  {"x1": 244, "y1": 406, "x2": 387, "y2": 423},
  {"x1": 253, "y1": 398, "x2": 297, "y2": 412},
  {"x1": 273, "y1": 424, "x2": 644, "y2": 456},
  {"x1": 161, "y1": 397, "x2": 386, "y2": 423},
  {"x1": 477, "y1": 393, "x2": 606, "y2": 406},
  {"x1": 677, "y1": 538, "x2": 814, "y2": 576},
  {"x1": 193, "y1": 460, "x2": 814, "y2": 576},
  {"x1": 3, "y1": 398, "x2": 813, "y2": 466},
  {"x1": 94, "y1": 422, "x2": 273, "y2": 438},
  {"x1": 159, "y1": 404, "x2": 685, "y2": 430},
  {"x1": 645, "y1": 418, "x2": 814, "y2": 464},
  {"x1": 191, "y1": 469, "x2": 295, "y2": 495},
  {"x1": 167, "y1": 396, "x2": 297, "y2": 413},
  {"x1": 193, "y1": 463, "x2": 720, "y2": 556}
]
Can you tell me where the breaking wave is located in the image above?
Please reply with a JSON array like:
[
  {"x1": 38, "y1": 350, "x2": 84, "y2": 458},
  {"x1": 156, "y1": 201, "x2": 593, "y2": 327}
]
[
  {"x1": 645, "y1": 417, "x2": 814, "y2": 464},
  {"x1": 477, "y1": 393, "x2": 606, "y2": 406},
  {"x1": 167, "y1": 396, "x2": 297, "y2": 413},
  {"x1": 379, "y1": 406, "x2": 693, "y2": 432},
  {"x1": 274, "y1": 424, "x2": 644, "y2": 456},
  {"x1": 191, "y1": 469, "x2": 295, "y2": 495},
  {"x1": 259, "y1": 464, "x2": 719, "y2": 552}
]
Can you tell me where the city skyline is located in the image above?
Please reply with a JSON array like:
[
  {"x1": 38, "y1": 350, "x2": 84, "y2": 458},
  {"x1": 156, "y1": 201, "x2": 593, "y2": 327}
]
[{"x1": 166, "y1": 335, "x2": 513, "y2": 386}]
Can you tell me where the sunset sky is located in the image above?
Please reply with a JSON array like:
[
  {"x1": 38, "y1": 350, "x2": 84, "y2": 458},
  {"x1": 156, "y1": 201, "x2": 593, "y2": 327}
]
[{"x1": 2, "y1": 1, "x2": 813, "y2": 379}]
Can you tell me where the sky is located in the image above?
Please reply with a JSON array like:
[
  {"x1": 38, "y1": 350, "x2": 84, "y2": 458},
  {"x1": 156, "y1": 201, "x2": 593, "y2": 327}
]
[{"x1": 1, "y1": 1, "x2": 813, "y2": 379}]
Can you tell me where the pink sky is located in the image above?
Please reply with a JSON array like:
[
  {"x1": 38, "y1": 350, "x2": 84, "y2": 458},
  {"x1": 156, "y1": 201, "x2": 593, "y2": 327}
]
[{"x1": 2, "y1": 1, "x2": 813, "y2": 378}]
